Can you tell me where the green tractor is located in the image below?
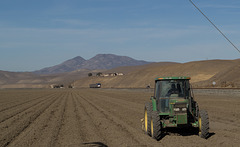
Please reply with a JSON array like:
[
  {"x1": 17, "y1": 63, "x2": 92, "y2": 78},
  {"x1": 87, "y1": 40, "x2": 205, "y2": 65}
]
[{"x1": 144, "y1": 77, "x2": 209, "y2": 140}]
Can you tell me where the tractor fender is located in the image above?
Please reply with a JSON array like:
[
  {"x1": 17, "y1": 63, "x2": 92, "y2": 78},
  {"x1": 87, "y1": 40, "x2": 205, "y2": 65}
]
[{"x1": 150, "y1": 97, "x2": 157, "y2": 111}]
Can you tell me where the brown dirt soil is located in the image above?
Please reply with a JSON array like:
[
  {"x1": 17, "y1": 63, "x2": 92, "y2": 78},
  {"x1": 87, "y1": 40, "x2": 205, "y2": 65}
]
[{"x1": 0, "y1": 89, "x2": 240, "y2": 147}]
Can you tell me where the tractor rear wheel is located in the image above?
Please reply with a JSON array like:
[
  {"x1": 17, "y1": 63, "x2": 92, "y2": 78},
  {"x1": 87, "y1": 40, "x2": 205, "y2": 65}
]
[
  {"x1": 144, "y1": 102, "x2": 152, "y2": 136},
  {"x1": 199, "y1": 110, "x2": 209, "y2": 139},
  {"x1": 151, "y1": 111, "x2": 162, "y2": 140}
]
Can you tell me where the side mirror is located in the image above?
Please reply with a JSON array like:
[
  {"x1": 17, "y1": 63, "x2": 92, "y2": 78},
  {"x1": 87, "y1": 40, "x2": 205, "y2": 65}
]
[{"x1": 150, "y1": 96, "x2": 156, "y2": 100}]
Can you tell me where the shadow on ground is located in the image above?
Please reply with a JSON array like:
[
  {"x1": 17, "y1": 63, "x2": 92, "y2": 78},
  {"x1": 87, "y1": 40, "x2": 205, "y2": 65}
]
[
  {"x1": 161, "y1": 127, "x2": 215, "y2": 140},
  {"x1": 82, "y1": 142, "x2": 108, "y2": 147}
]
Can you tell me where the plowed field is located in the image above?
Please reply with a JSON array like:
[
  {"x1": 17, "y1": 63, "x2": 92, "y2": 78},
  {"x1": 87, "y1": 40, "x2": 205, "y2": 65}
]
[{"x1": 0, "y1": 89, "x2": 240, "y2": 147}]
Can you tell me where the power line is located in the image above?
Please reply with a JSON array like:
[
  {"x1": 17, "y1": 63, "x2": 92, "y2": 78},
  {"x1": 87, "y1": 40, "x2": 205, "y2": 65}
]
[{"x1": 189, "y1": 0, "x2": 240, "y2": 54}]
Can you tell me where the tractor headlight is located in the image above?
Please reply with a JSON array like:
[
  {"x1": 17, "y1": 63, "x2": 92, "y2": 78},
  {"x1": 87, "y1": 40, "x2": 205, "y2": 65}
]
[
  {"x1": 174, "y1": 108, "x2": 180, "y2": 111},
  {"x1": 182, "y1": 108, "x2": 187, "y2": 111}
]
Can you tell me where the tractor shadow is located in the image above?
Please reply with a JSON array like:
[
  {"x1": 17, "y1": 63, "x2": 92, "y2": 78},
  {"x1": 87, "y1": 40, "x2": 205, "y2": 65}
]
[
  {"x1": 162, "y1": 127, "x2": 215, "y2": 139},
  {"x1": 81, "y1": 142, "x2": 108, "y2": 147},
  {"x1": 206, "y1": 132, "x2": 215, "y2": 139}
]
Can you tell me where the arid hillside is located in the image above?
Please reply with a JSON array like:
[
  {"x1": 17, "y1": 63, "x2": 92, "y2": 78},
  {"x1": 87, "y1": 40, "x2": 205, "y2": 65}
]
[
  {"x1": 0, "y1": 71, "x2": 46, "y2": 88},
  {"x1": 196, "y1": 60, "x2": 240, "y2": 87},
  {"x1": 74, "y1": 59, "x2": 240, "y2": 88},
  {"x1": 0, "y1": 69, "x2": 105, "y2": 88},
  {"x1": 1, "y1": 59, "x2": 239, "y2": 88}
]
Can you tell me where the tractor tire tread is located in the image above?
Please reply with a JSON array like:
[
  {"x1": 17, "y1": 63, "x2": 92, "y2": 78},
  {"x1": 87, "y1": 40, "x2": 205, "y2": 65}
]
[
  {"x1": 199, "y1": 110, "x2": 209, "y2": 139},
  {"x1": 152, "y1": 111, "x2": 162, "y2": 140}
]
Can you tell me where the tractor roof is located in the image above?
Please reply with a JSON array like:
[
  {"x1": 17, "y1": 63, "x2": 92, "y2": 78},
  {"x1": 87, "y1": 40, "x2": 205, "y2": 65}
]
[{"x1": 155, "y1": 77, "x2": 191, "y2": 81}]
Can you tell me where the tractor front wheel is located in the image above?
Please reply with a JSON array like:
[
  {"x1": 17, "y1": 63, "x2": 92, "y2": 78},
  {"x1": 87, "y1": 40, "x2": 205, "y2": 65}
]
[
  {"x1": 198, "y1": 110, "x2": 209, "y2": 139},
  {"x1": 151, "y1": 111, "x2": 162, "y2": 140},
  {"x1": 144, "y1": 102, "x2": 152, "y2": 136}
]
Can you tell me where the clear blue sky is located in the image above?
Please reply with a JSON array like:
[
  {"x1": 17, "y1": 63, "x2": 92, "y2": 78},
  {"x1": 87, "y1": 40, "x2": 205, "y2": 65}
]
[{"x1": 0, "y1": 0, "x2": 240, "y2": 72}]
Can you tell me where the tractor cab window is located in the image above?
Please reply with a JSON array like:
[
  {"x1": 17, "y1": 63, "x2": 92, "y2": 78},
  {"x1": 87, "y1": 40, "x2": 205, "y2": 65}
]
[{"x1": 157, "y1": 80, "x2": 189, "y2": 98}]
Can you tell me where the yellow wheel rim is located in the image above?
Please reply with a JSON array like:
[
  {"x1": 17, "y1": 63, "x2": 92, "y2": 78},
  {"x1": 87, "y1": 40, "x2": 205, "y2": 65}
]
[
  {"x1": 145, "y1": 109, "x2": 147, "y2": 132},
  {"x1": 151, "y1": 119, "x2": 153, "y2": 136},
  {"x1": 199, "y1": 117, "x2": 202, "y2": 135}
]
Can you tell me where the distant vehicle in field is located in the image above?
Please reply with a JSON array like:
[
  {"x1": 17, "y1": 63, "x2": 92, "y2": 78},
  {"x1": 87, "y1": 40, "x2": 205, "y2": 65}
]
[
  {"x1": 89, "y1": 83, "x2": 101, "y2": 88},
  {"x1": 50, "y1": 84, "x2": 64, "y2": 88}
]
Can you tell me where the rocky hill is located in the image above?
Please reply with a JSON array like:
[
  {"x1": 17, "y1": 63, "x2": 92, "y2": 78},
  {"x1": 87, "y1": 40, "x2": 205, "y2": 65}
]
[{"x1": 34, "y1": 54, "x2": 151, "y2": 74}]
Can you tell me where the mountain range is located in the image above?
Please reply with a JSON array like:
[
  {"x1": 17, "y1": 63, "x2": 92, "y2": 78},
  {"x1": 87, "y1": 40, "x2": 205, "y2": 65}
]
[{"x1": 34, "y1": 54, "x2": 151, "y2": 74}]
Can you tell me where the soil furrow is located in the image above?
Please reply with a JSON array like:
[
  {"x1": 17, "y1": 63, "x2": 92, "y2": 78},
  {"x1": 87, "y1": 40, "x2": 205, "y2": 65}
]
[
  {"x1": 83, "y1": 94, "x2": 143, "y2": 131},
  {"x1": 0, "y1": 92, "x2": 60, "y2": 129},
  {"x1": 0, "y1": 90, "x2": 50, "y2": 104},
  {"x1": 76, "y1": 92, "x2": 143, "y2": 146},
  {"x1": 48, "y1": 92, "x2": 67, "y2": 147},
  {"x1": 55, "y1": 91, "x2": 87, "y2": 146},
  {"x1": 73, "y1": 92, "x2": 107, "y2": 146},
  {"x1": 0, "y1": 93, "x2": 60, "y2": 147},
  {"x1": 7, "y1": 91, "x2": 67, "y2": 147},
  {"x1": 0, "y1": 93, "x2": 56, "y2": 112},
  {"x1": 0, "y1": 93, "x2": 57, "y2": 123}
]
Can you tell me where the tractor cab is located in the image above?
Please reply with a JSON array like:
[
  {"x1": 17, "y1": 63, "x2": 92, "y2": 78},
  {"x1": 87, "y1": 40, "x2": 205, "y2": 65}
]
[{"x1": 154, "y1": 77, "x2": 191, "y2": 114}]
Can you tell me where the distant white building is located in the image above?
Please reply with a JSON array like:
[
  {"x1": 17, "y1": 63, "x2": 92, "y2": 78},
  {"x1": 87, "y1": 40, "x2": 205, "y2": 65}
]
[
  {"x1": 116, "y1": 73, "x2": 124, "y2": 76},
  {"x1": 102, "y1": 72, "x2": 124, "y2": 77}
]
